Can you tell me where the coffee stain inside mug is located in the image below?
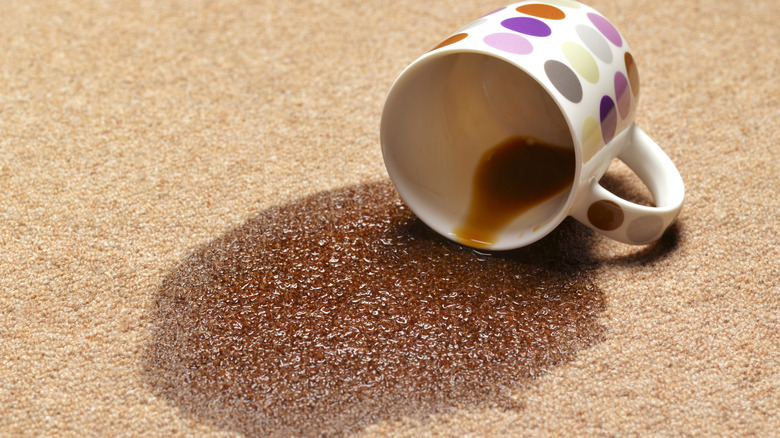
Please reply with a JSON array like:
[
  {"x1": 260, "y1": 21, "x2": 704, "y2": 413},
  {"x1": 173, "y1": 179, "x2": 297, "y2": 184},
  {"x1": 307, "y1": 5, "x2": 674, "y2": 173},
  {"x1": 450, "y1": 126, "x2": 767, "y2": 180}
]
[
  {"x1": 454, "y1": 136, "x2": 575, "y2": 248},
  {"x1": 144, "y1": 181, "x2": 604, "y2": 436}
]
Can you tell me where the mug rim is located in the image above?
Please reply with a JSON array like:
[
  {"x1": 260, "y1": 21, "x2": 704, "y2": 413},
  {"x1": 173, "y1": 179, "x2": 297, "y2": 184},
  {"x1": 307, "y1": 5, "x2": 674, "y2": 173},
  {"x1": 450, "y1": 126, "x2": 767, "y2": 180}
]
[{"x1": 381, "y1": 49, "x2": 582, "y2": 250}]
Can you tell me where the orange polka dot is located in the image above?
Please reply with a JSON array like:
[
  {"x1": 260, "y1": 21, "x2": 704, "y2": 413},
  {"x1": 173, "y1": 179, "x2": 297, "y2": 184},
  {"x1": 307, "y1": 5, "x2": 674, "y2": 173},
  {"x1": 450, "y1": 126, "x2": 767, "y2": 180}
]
[
  {"x1": 431, "y1": 33, "x2": 468, "y2": 51},
  {"x1": 516, "y1": 4, "x2": 566, "y2": 20}
]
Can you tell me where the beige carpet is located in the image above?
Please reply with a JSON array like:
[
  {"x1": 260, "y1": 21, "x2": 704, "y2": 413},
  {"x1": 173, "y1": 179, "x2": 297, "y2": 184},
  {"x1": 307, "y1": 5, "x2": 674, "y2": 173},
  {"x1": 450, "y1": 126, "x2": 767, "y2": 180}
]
[{"x1": 2, "y1": 0, "x2": 777, "y2": 435}]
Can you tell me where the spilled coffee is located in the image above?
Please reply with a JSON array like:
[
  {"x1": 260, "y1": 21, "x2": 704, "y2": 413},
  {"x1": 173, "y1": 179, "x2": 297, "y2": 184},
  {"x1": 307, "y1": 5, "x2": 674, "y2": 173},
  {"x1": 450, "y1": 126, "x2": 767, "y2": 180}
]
[
  {"x1": 145, "y1": 182, "x2": 604, "y2": 436},
  {"x1": 454, "y1": 136, "x2": 575, "y2": 247}
]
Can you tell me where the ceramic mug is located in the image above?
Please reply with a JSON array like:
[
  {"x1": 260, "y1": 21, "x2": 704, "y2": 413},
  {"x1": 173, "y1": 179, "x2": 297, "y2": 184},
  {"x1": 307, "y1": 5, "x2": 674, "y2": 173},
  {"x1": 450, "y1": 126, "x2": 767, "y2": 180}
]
[{"x1": 380, "y1": 0, "x2": 684, "y2": 250}]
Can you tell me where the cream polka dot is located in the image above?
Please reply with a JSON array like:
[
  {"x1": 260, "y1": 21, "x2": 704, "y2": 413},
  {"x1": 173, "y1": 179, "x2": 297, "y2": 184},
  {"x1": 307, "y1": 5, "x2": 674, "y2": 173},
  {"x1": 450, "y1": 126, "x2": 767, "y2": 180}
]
[
  {"x1": 627, "y1": 215, "x2": 664, "y2": 243},
  {"x1": 562, "y1": 41, "x2": 599, "y2": 83},
  {"x1": 581, "y1": 116, "x2": 602, "y2": 162}
]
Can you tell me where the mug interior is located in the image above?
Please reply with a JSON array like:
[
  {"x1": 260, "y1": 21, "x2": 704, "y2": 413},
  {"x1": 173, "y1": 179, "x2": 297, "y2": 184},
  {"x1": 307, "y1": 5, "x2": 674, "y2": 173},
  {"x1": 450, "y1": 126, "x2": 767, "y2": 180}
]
[{"x1": 381, "y1": 52, "x2": 577, "y2": 249}]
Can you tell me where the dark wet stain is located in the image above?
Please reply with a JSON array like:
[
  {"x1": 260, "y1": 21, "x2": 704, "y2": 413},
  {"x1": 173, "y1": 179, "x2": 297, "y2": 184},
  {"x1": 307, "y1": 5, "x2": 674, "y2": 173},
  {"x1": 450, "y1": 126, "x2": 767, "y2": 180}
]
[{"x1": 142, "y1": 181, "x2": 678, "y2": 436}]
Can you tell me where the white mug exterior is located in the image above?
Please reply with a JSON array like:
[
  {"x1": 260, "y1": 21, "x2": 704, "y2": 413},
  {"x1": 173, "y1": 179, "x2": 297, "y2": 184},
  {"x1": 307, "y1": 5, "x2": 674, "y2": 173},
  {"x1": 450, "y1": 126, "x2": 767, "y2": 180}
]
[{"x1": 381, "y1": 0, "x2": 684, "y2": 250}]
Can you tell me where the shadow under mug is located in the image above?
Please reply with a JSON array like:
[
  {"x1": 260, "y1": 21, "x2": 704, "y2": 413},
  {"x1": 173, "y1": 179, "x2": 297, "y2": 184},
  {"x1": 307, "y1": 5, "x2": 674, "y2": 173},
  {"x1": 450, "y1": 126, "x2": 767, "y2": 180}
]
[{"x1": 381, "y1": 0, "x2": 684, "y2": 250}]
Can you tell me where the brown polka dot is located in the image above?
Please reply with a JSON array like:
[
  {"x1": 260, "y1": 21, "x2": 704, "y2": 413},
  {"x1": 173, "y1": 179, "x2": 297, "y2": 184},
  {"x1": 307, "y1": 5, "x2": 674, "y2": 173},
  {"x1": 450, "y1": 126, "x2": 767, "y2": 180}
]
[
  {"x1": 587, "y1": 200, "x2": 624, "y2": 231},
  {"x1": 627, "y1": 215, "x2": 664, "y2": 243},
  {"x1": 624, "y1": 51, "x2": 640, "y2": 97},
  {"x1": 431, "y1": 33, "x2": 468, "y2": 51}
]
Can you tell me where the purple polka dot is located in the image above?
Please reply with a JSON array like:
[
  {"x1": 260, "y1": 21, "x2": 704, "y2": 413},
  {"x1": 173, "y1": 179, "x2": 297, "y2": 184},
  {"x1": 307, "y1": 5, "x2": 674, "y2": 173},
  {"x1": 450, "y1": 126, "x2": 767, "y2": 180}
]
[
  {"x1": 501, "y1": 17, "x2": 552, "y2": 37},
  {"x1": 614, "y1": 72, "x2": 630, "y2": 119},
  {"x1": 600, "y1": 95, "x2": 617, "y2": 143},
  {"x1": 587, "y1": 13, "x2": 622, "y2": 47},
  {"x1": 484, "y1": 33, "x2": 533, "y2": 55}
]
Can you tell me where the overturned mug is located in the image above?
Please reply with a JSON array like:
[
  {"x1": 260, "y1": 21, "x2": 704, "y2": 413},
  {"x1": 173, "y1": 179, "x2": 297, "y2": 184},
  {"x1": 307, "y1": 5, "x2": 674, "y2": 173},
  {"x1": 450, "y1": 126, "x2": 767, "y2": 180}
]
[{"x1": 381, "y1": 0, "x2": 684, "y2": 250}]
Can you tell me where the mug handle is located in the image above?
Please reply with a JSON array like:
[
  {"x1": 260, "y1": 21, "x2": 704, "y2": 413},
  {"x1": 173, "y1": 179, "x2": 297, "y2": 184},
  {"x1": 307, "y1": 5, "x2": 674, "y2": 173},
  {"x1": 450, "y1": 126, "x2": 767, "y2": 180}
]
[{"x1": 570, "y1": 125, "x2": 685, "y2": 245}]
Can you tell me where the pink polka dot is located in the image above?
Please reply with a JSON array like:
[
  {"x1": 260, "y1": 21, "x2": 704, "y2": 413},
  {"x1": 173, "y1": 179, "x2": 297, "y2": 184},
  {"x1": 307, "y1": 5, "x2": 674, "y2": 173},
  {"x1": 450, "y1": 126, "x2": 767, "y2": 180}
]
[
  {"x1": 484, "y1": 32, "x2": 533, "y2": 55},
  {"x1": 587, "y1": 13, "x2": 622, "y2": 47},
  {"x1": 614, "y1": 72, "x2": 630, "y2": 119}
]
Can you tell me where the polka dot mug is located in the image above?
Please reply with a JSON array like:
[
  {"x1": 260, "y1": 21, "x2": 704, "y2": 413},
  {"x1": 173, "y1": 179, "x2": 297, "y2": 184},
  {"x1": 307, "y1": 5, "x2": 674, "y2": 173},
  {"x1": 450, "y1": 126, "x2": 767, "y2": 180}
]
[{"x1": 381, "y1": 0, "x2": 684, "y2": 250}]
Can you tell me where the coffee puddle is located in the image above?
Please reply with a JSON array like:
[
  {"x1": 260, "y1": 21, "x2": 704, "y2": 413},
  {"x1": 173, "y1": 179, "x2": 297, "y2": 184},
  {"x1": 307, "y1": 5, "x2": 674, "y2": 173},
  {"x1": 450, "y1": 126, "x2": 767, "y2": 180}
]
[
  {"x1": 454, "y1": 136, "x2": 575, "y2": 248},
  {"x1": 144, "y1": 181, "x2": 606, "y2": 436}
]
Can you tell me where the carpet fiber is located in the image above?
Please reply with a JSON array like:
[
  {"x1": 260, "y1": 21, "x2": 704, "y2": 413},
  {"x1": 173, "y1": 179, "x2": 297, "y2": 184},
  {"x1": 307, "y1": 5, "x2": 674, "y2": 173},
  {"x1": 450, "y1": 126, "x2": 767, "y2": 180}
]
[{"x1": 2, "y1": 0, "x2": 777, "y2": 435}]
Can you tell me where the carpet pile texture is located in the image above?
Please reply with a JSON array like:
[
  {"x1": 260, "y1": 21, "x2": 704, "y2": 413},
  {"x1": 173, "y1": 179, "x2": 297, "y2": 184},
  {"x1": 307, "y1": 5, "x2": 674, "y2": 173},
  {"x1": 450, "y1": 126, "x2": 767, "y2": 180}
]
[{"x1": 1, "y1": 0, "x2": 777, "y2": 435}]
